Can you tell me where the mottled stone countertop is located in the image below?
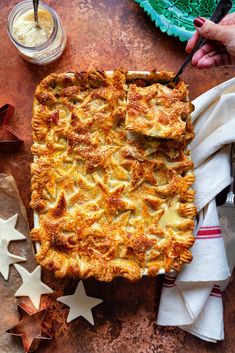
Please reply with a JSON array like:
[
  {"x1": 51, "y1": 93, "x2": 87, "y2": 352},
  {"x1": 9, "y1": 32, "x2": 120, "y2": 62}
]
[{"x1": 0, "y1": 1, "x2": 234, "y2": 352}]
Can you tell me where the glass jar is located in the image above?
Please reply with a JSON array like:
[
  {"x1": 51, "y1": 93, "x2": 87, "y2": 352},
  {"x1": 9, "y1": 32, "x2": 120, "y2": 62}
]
[{"x1": 7, "y1": 0, "x2": 67, "y2": 65}]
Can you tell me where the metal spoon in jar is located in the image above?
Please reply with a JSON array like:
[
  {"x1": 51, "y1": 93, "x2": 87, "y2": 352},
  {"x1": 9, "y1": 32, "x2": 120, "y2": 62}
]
[{"x1": 33, "y1": 0, "x2": 41, "y2": 28}]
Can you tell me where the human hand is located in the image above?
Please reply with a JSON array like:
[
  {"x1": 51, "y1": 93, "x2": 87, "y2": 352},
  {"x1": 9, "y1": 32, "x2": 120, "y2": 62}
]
[{"x1": 185, "y1": 13, "x2": 235, "y2": 68}]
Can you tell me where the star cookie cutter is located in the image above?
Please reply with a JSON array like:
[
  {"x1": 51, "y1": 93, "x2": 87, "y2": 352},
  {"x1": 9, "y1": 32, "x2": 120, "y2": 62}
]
[
  {"x1": 6, "y1": 303, "x2": 52, "y2": 353},
  {"x1": 0, "y1": 104, "x2": 24, "y2": 151}
]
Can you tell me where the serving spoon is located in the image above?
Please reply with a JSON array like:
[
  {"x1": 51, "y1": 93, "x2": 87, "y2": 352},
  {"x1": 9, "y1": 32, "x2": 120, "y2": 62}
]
[
  {"x1": 33, "y1": 0, "x2": 41, "y2": 28},
  {"x1": 170, "y1": 0, "x2": 232, "y2": 84}
]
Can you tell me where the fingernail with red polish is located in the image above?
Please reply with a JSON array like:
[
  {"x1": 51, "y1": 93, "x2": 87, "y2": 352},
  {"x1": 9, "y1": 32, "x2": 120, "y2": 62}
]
[{"x1": 194, "y1": 17, "x2": 205, "y2": 28}]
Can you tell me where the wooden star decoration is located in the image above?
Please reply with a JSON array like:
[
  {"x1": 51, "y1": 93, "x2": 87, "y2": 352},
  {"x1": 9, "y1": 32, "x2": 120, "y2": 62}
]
[
  {"x1": 0, "y1": 214, "x2": 26, "y2": 245},
  {"x1": 57, "y1": 281, "x2": 103, "y2": 325},
  {"x1": 14, "y1": 265, "x2": 53, "y2": 310},
  {"x1": 0, "y1": 238, "x2": 25, "y2": 280},
  {"x1": 6, "y1": 304, "x2": 51, "y2": 353}
]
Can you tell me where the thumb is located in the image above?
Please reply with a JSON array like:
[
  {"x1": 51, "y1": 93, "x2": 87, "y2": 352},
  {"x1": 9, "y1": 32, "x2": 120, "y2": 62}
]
[{"x1": 194, "y1": 17, "x2": 230, "y2": 44}]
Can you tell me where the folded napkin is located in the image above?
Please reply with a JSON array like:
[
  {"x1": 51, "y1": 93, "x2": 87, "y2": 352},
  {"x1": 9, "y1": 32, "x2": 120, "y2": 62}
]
[{"x1": 157, "y1": 77, "x2": 235, "y2": 342}]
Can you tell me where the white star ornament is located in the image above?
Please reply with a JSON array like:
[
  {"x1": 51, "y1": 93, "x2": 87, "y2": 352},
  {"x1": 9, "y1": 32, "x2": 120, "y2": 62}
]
[
  {"x1": 0, "y1": 214, "x2": 26, "y2": 245},
  {"x1": 57, "y1": 281, "x2": 103, "y2": 325},
  {"x1": 14, "y1": 264, "x2": 53, "y2": 310},
  {"x1": 0, "y1": 238, "x2": 25, "y2": 280}
]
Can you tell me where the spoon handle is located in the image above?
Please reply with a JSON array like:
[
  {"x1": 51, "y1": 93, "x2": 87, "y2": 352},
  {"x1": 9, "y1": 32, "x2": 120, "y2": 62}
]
[
  {"x1": 33, "y1": 0, "x2": 40, "y2": 28},
  {"x1": 172, "y1": 0, "x2": 233, "y2": 83}
]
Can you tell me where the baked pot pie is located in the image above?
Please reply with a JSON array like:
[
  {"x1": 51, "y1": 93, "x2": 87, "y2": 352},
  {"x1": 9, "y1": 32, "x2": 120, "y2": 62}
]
[{"x1": 31, "y1": 69, "x2": 196, "y2": 281}]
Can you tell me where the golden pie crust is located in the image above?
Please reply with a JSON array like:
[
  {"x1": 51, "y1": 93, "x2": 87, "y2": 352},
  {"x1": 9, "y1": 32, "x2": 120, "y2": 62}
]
[
  {"x1": 126, "y1": 81, "x2": 194, "y2": 138},
  {"x1": 31, "y1": 69, "x2": 196, "y2": 282}
]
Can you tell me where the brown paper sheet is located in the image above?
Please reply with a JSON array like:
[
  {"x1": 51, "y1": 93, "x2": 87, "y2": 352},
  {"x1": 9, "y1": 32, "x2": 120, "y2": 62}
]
[{"x1": 0, "y1": 173, "x2": 36, "y2": 353}]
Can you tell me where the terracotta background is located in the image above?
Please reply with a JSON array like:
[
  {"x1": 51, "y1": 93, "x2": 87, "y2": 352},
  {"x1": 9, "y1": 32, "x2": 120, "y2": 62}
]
[{"x1": 0, "y1": 1, "x2": 235, "y2": 352}]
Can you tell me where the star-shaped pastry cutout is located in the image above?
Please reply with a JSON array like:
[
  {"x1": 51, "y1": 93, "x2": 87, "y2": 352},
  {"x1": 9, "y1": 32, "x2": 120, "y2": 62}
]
[
  {"x1": 57, "y1": 281, "x2": 103, "y2": 325},
  {"x1": 0, "y1": 238, "x2": 25, "y2": 280},
  {"x1": 6, "y1": 304, "x2": 51, "y2": 353},
  {"x1": 14, "y1": 265, "x2": 53, "y2": 310},
  {"x1": 0, "y1": 214, "x2": 26, "y2": 245}
]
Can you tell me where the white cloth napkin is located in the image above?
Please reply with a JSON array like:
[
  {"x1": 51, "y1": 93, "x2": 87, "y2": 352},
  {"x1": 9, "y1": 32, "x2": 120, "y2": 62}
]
[{"x1": 157, "y1": 77, "x2": 235, "y2": 342}]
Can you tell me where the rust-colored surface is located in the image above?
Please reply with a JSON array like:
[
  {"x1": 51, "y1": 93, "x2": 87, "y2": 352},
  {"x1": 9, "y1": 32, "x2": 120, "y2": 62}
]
[{"x1": 0, "y1": 1, "x2": 235, "y2": 352}]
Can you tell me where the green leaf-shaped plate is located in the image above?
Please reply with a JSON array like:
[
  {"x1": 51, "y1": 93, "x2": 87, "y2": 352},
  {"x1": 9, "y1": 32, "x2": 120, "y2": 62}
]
[{"x1": 135, "y1": 0, "x2": 235, "y2": 41}]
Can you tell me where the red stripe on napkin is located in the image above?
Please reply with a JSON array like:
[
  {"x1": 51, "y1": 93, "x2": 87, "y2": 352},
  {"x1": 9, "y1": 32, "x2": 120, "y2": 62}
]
[
  {"x1": 163, "y1": 284, "x2": 176, "y2": 288},
  {"x1": 197, "y1": 226, "x2": 222, "y2": 239},
  {"x1": 163, "y1": 275, "x2": 176, "y2": 288},
  {"x1": 198, "y1": 229, "x2": 221, "y2": 235},
  {"x1": 210, "y1": 285, "x2": 222, "y2": 298},
  {"x1": 210, "y1": 293, "x2": 222, "y2": 298}
]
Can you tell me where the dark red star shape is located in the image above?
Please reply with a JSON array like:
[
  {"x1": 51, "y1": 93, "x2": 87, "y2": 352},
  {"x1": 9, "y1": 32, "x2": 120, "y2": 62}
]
[
  {"x1": 0, "y1": 104, "x2": 24, "y2": 151},
  {"x1": 6, "y1": 304, "x2": 51, "y2": 353}
]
